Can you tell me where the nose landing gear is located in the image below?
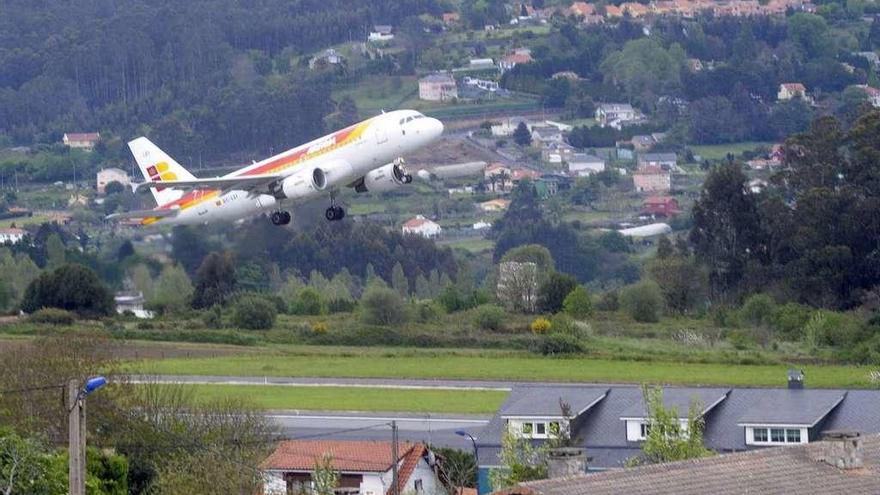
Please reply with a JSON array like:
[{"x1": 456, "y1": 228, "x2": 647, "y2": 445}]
[{"x1": 270, "y1": 210, "x2": 291, "y2": 226}]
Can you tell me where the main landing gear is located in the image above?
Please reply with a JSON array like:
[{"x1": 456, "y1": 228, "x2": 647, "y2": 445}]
[
  {"x1": 325, "y1": 205, "x2": 345, "y2": 221},
  {"x1": 270, "y1": 210, "x2": 291, "y2": 226}
]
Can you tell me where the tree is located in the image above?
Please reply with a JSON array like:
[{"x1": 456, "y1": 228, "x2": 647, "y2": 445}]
[
  {"x1": 634, "y1": 385, "x2": 713, "y2": 465},
  {"x1": 0, "y1": 429, "x2": 65, "y2": 495},
  {"x1": 232, "y1": 295, "x2": 277, "y2": 330},
  {"x1": 391, "y1": 262, "x2": 409, "y2": 299},
  {"x1": 489, "y1": 429, "x2": 547, "y2": 491},
  {"x1": 21, "y1": 264, "x2": 114, "y2": 318},
  {"x1": 563, "y1": 286, "x2": 593, "y2": 319},
  {"x1": 117, "y1": 240, "x2": 135, "y2": 262},
  {"x1": 647, "y1": 256, "x2": 708, "y2": 314},
  {"x1": 312, "y1": 453, "x2": 340, "y2": 495},
  {"x1": 44, "y1": 233, "x2": 66, "y2": 269},
  {"x1": 620, "y1": 281, "x2": 664, "y2": 323},
  {"x1": 360, "y1": 281, "x2": 408, "y2": 325},
  {"x1": 148, "y1": 264, "x2": 194, "y2": 314},
  {"x1": 192, "y1": 252, "x2": 236, "y2": 309},
  {"x1": 513, "y1": 122, "x2": 532, "y2": 146},
  {"x1": 538, "y1": 272, "x2": 578, "y2": 313},
  {"x1": 291, "y1": 287, "x2": 326, "y2": 315},
  {"x1": 171, "y1": 226, "x2": 214, "y2": 274}
]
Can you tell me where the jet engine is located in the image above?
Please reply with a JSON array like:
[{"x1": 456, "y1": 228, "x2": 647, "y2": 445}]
[
  {"x1": 354, "y1": 163, "x2": 412, "y2": 194},
  {"x1": 279, "y1": 168, "x2": 326, "y2": 200}
]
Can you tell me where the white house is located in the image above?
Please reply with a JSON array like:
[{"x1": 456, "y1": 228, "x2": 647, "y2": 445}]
[
  {"x1": 499, "y1": 48, "x2": 533, "y2": 73},
  {"x1": 529, "y1": 125, "x2": 564, "y2": 145},
  {"x1": 595, "y1": 104, "x2": 636, "y2": 128},
  {"x1": 96, "y1": 167, "x2": 131, "y2": 194},
  {"x1": 114, "y1": 292, "x2": 154, "y2": 319},
  {"x1": 567, "y1": 154, "x2": 606, "y2": 177},
  {"x1": 63, "y1": 132, "x2": 100, "y2": 150},
  {"x1": 403, "y1": 215, "x2": 442, "y2": 238},
  {"x1": 854, "y1": 84, "x2": 880, "y2": 107},
  {"x1": 490, "y1": 118, "x2": 530, "y2": 136},
  {"x1": 368, "y1": 25, "x2": 394, "y2": 42},
  {"x1": 418, "y1": 73, "x2": 457, "y2": 101},
  {"x1": 261, "y1": 440, "x2": 445, "y2": 495},
  {"x1": 778, "y1": 83, "x2": 807, "y2": 101},
  {"x1": 309, "y1": 48, "x2": 345, "y2": 69},
  {"x1": 0, "y1": 228, "x2": 25, "y2": 244}
]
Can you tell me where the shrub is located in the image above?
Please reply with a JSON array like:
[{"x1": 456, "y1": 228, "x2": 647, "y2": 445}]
[
  {"x1": 535, "y1": 333, "x2": 583, "y2": 355},
  {"x1": 474, "y1": 304, "x2": 507, "y2": 331},
  {"x1": 415, "y1": 301, "x2": 442, "y2": 323},
  {"x1": 28, "y1": 308, "x2": 76, "y2": 325},
  {"x1": 595, "y1": 290, "x2": 619, "y2": 312},
  {"x1": 21, "y1": 264, "x2": 114, "y2": 318},
  {"x1": 620, "y1": 281, "x2": 664, "y2": 323},
  {"x1": 202, "y1": 305, "x2": 223, "y2": 329},
  {"x1": 563, "y1": 286, "x2": 593, "y2": 319},
  {"x1": 232, "y1": 295, "x2": 277, "y2": 330},
  {"x1": 771, "y1": 303, "x2": 812, "y2": 340},
  {"x1": 327, "y1": 298, "x2": 357, "y2": 313},
  {"x1": 738, "y1": 294, "x2": 776, "y2": 327},
  {"x1": 530, "y1": 317, "x2": 552, "y2": 334},
  {"x1": 291, "y1": 288, "x2": 326, "y2": 315},
  {"x1": 360, "y1": 283, "x2": 409, "y2": 325},
  {"x1": 549, "y1": 313, "x2": 575, "y2": 336},
  {"x1": 538, "y1": 272, "x2": 578, "y2": 313},
  {"x1": 311, "y1": 321, "x2": 328, "y2": 334}
]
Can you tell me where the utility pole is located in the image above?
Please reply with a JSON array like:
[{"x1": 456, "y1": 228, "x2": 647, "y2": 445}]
[
  {"x1": 391, "y1": 420, "x2": 400, "y2": 495},
  {"x1": 68, "y1": 379, "x2": 85, "y2": 495}
]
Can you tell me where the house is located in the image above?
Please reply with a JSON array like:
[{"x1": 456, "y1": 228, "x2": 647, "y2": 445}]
[
  {"x1": 0, "y1": 228, "x2": 25, "y2": 244},
  {"x1": 96, "y1": 168, "x2": 131, "y2": 194},
  {"x1": 368, "y1": 25, "x2": 394, "y2": 42},
  {"x1": 485, "y1": 163, "x2": 512, "y2": 180},
  {"x1": 567, "y1": 154, "x2": 605, "y2": 177},
  {"x1": 855, "y1": 51, "x2": 880, "y2": 67},
  {"x1": 542, "y1": 142, "x2": 576, "y2": 164},
  {"x1": 551, "y1": 71, "x2": 579, "y2": 81},
  {"x1": 595, "y1": 104, "x2": 636, "y2": 128},
  {"x1": 499, "y1": 49, "x2": 533, "y2": 73},
  {"x1": 114, "y1": 292, "x2": 154, "y2": 319},
  {"x1": 474, "y1": 374, "x2": 880, "y2": 493},
  {"x1": 604, "y1": 4, "x2": 623, "y2": 16},
  {"x1": 419, "y1": 73, "x2": 458, "y2": 101},
  {"x1": 630, "y1": 135, "x2": 655, "y2": 152},
  {"x1": 854, "y1": 84, "x2": 880, "y2": 107},
  {"x1": 262, "y1": 440, "x2": 444, "y2": 495},
  {"x1": 642, "y1": 196, "x2": 680, "y2": 217},
  {"x1": 479, "y1": 199, "x2": 511, "y2": 212},
  {"x1": 468, "y1": 58, "x2": 496, "y2": 70},
  {"x1": 497, "y1": 433, "x2": 880, "y2": 495},
  {"x1": 511, "y1": 167, "x2": 540, "y2": 183},
  {"x1": 637, "y1": 152, "x2": 677, "y2": 171},
  {"x1": 63, "y1": 132, "x2": 100, "y2": 150},
  {"x1": 529, "y1": 126, "x2": 564, "y2": 145},
  {"x1": 490, "y1": 118, "x2": 530, "y2": 137},
  {"x1": 569, "y1": 1, "x2": 596, "y2": 17},
  {"x1": 778, "y1": 83, "x2": 807, "y2": 101},
  {"x1": 309, "y1": 48, "x2": 345, "y2": 70},
  {"x1": 403, "y1": 215, "x2": 442, "y2": 238},
  {"x1": 633, "y1": 166, "x2": 672, "y2": 193},
  {"x1": 442, "y1": 12, "x2": 460, "y2": 24},
  {"x1": 620, "y1": 2, "x2": 649, "y2": 16},
  {"x1": 463, "y1": 77, "x2": 499, "y2": 92}
]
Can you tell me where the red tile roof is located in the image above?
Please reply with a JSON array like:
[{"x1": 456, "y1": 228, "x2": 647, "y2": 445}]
[
  {"x1": 387, "y1": 443, "x2": 426, "y2": 495},
  {"x1": 781, "y1": 83, "x2": 806, "y2": 92},
  {"x1": 502, "y1": 53, "x2": 533, "y2": 65},
  {"x1": 64, "y1": 132, "x2": 100, "y2": 142},
  {"x1": 261, "y1": 440, "x2": 418, "y2": 473},
  {"x1": 404, "y1": 216, "x2": 436, "y2": 229}
]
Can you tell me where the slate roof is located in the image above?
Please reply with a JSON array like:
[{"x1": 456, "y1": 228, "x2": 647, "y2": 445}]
[
  {"x1": 639, "y1": 152, "x2": 677, "y2": 163},
  {"x1": 737, "y1": 389, "x2": 846, "y2": 426},
  {"x1": 499, "y1": 434, "x2": 880, "y2": 495},
  {"x1": 500, "y1": 385, "x2": 609, "y2": 417},
  {"x1": 618, "y1": 388, "x2": 729, "y2": 419}
]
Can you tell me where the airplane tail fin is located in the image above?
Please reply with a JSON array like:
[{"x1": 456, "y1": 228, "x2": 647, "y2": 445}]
[{"x1": 128, "y1": 137, "x2": 197, "y2": 205}]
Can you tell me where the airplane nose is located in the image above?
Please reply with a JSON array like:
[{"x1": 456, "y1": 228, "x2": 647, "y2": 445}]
[{"x1": 427, "y1": 117, "x2": 444, "y2": 139}]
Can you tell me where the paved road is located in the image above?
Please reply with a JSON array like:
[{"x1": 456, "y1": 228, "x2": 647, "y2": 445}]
[{"x1": 268, "y1": 411, "x2": 490, "y2": 449}]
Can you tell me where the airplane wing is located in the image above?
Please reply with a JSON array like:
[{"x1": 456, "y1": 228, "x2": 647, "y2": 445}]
[
  {"x1": 131, "y1": 174, "x2": 284, "y2": 195},
  {"x1": 106, "y1": 208, "x2": 179, "y2": 220}
]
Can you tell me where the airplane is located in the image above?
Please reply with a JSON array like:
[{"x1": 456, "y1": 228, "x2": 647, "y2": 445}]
[{"x1": 109, "y1": 110, "x2": 444, "y2": 226}]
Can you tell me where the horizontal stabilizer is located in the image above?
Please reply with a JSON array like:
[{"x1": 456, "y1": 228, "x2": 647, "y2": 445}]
[
  {"x1": 132, "y1": 174, "x2": 284, "y2": 194},
  {"x1": 106, "y1": 209, "x2": 179, "y2": 221}
]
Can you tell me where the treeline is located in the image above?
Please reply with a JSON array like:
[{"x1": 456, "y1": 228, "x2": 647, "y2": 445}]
[{"x1": 0, "y1": 0, "x2": 442, "y2": 157}]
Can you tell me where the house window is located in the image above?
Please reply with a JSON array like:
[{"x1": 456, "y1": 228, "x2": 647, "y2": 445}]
[
  {"x1": 522, "y1": 423, "x2": 533, "y2": 435},
  {"x1": 414, "y1": 480, "x2": 423, "y2": 492},
  {"x1": 753, "y1": 428, "x2": 768, "y2": 442},
  {"x1": 536, "y1": 423, "x2": 546, "y2": 436},
  {"x1": 786, "y1": 429, "x2": 801, "y2": 443},
  {"x1": 770, "y1": 428, "x2": 785, "y2": 443},
  {"x1": 640, "y1": 423, "x2": 651, "y2": 440}
]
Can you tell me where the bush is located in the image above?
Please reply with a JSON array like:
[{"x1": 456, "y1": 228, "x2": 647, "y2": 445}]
[
  {"x1": 21, "y1": 264, "x2": 114, "y2": 318},
  {"x1": 473, "y1": 304, "x2": 507, "y2": 331},
  {"x1": 232, "y1": 295, "x2": 277, "y2": 330},
  {"x1": 28, "y1": 308, "x2": 76, "y2": 325},
  {"x1": 530, "y1": 317, "x2": 552, "y2": 334},
  {"x1": 535, "y1": 333, "x2": 583, "y2": 355},
  {"x1": 360, "y1": 283, "x2": 409, "y2": 325},
  {"x1": 311, "y1": 321, "x2": 328, "y2": 334},
  {"x1": 563, "y1": 286, "x2": 593, "y2": 319},
  {"x1": 771, "y1": 303, "x2": 812, "y2": 340},
  {"x1": 620, "y1": 281, "x2": 664, "y2": 323},
  {"x1": 202, "y1": 306, "x2": 223, "y2": 329},
  {"x1": 327, "y1": 298, "x2": 357, "y2": 313},
  {"x1": 595, "y1": 290, "x2": 619, "y2": 312},
  {"x1": 538, "y1": 272, "x2": 578, "y2": 313},
  {"x1": 414, "y1": 301, "x2": 442, "y2": 323},
  {"x1": 738, "y1": 294, "x2": 776, "y2": 327},
  {"x1": 549, "y1": 313, "x2": 575, "y2": 336},
  {"x1": 291, "y1": 288, "x2": 326, "y2": 315}
]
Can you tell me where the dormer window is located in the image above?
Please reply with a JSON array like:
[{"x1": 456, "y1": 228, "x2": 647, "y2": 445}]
[
  {"x1": 745, "y1": 426, "x2": 806, "y2": 445},
  {"x1": 508, "y1": 419, "x2": 564, "y2": 439}
]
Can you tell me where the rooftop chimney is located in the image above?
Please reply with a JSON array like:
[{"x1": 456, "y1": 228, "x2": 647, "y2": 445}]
[
  {"x1": 787, "y1": 368, "x2": 805, "y2": 389},
  {"x1": 810, "y1": 431, "x2": 863, "y2": 470}
]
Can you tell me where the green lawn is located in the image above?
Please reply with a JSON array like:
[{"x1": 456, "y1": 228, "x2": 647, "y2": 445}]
[
  {"x1": 333, "y1": 76, "x2": 418, "y2": 116},
  {"x1": 183, "y1": 384, "x2": 506, "y2": 413},
  {"x1": 439, "y1": 238, "x2": 495, "y2": 253},
  {"x1": 690, "y1": 141, "x2": 775, "y2": 161},
  {"x1": 132, "y1": 353, "x2": 878, "y2": 389},
  {"x1": 0, "y1": 215, "x2": 49, "y2": 228}
]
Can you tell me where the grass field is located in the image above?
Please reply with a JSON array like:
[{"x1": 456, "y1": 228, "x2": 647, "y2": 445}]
[
  {"x1": 0, "y1": 215, "x2": 49, "y2": 228},
  {"x1": 438, "y1": 237, "x2": 495, "y2": 253},
  {"x1": 132, "y1": 352, "x2": 878, "y2": 389},
  {"x1": 183, "y1": 384, "x2": 506, "y2": 413},
  {"x1": 690, "y1": 141, "x2": 775, "y2": 161}
]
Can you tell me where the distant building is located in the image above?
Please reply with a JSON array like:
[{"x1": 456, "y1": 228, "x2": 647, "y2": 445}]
[
  {"x1": 368, "y1": 25, "x2": 394, "y2": 42},
  {"x1": 631, "y1": 135, "x2": 655, "y2": 152},
  {"x1": 262, "y1": 440, "x2": 444, "y2": 495},
  {"x1": 595, "y1": 104, "x2": 636, "y2": 128},
  {"x1": 479, "y1": 199, "x2": 511, "y2": 212},
  {"x1": 63, "y1": 132, "x2": 100, "y2": 150},
  {"x1": 402, "y1": 215, "x2": 442, "y2": 238},
  {"x1": 309, "y1": 48, "x2": 344, "y2": 70},
  {"x1": 854, "y1": 84, "x2": 880, "y2": 107},
  {"x1": 855, "y1": 51, "x2": 880, "y2": 67},
  {"x1": 633, "y1": 166, "x2": 672, "y2": 193},
  {"x1": 569, "y1": 1, "x2": 596, "y2": 17},
  {"x1": 463, "y1": 77, "x2": 499, "y2": 92},
  {"x1": 542, "y1": 142, "x2": 576, "y2": 163},
  {"x1": 418, "y1": 73, "x2": 458, "y2": 101},
  {"x1": 491, "y1": 118, "x2": 530, "y2": 136},
  {"x1": 114, "y1": 292, "x2": 154, "y2": 319},
  {"x1": 530, "y1": 126, "x2": 564, "y2": 145},
  {"x1": 642, "y1": 196, "x2": 681, "y2": 217},
  {"x1": 499, "y1": 49, "x2": 533, "y2": 73},
  {"x1": 0, "y1": 228, "x2": 25, "y2": 244},
  {"x1": 96, "y1": 168, "x2": 131, "y2": 194},
  {"x1": 778, "y1": 83, "x2": 807, "y2": 101},
  {"x1": 638, "y1": 152, "x2": 678, "y2": 171},
  {"x1": 567, "y1": 154, "x2": 606, "y2": 177},
  {"x1": 442, "y1": 12, "x2": 460, "y2": 24},
  {"x1": 468, "y1": 58, "x2": 496, "y2": 70}
]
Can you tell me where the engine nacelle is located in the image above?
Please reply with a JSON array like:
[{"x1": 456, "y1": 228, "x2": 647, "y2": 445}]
[
  {"x1": 354, "y1": 163, "x2": 412, "y2": 194},
  {"x1": 279, "y1": 168, "x2": 326, "y2": 200}
]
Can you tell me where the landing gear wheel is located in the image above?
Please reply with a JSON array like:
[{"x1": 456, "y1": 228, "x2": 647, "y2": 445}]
[
  {"x1": 325, "y1": 206, "x2": 345, "y2": 221},
  {"x1": 334, "y1": 206, "x2": 345, "y2": 220},
  {"x1": 404, "y1": 174, "x2": 413, "y2": 184},
  {"x1": 281, "y1": 211, "x2": 291, "y2": 225},
  {"x1": 271, "y1": 211, "x2": 285, "y2": 226}
]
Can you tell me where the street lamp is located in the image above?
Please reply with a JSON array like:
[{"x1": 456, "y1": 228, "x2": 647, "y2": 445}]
[
  {"x1": 455, "y1": 430, "x2": 479, "y2": 494},
  {"x1": 69, "y1": 376, "x2": 107, "y2": 495}
]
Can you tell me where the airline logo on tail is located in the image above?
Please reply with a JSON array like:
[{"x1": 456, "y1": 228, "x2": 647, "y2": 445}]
[{"x1": 146, "y1": 162, "x2": 177, "y2": 191}]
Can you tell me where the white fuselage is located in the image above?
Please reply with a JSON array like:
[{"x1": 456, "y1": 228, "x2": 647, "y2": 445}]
[{"x1": 150, "y1": 110, "x2": 442, "y2": 225}]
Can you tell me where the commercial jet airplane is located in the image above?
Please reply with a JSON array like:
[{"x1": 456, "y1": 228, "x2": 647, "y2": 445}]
[{"x1": 109, "y1": 110, "x2": 444, "y2": 226}]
